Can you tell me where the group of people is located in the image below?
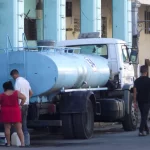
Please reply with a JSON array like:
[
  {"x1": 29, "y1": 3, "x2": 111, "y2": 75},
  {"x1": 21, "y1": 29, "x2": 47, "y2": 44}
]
[
  {"x1": 134, "y1": 65, "x2": 150, "y2": 136},
  {"x1": 0, "y1": 69, "x2": 33, "y2": 147}
]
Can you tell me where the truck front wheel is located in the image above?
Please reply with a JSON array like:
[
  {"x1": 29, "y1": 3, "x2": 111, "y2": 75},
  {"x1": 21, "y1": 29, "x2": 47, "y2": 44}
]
[{"x1": 122, "y1": 93, "x2": 138, "y2": 131}]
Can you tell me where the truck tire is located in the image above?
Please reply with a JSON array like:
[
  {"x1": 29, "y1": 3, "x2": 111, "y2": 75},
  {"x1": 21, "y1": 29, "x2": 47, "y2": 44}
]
[
  {"x1": 122, "y1": 93, "x2": 138, "y2": 131},
  {"x1": 61, "y1": 114, "x2": 74, "y2": 139},
  {"x1": 72, "y1": 99, "x2": 94, "y2": 139}
]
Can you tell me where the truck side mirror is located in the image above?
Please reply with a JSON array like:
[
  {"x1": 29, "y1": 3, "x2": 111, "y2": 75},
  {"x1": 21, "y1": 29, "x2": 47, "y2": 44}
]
[{"x1": 129, "y1": 50, "x2": 138, "y2": 64}]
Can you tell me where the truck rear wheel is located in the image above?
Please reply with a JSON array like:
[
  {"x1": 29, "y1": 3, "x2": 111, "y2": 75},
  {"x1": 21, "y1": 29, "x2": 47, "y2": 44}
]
[
  {"x1": 61, "y1": 114, "x2": 74, "y2": 139},
  {"x1": 72, "y1": 99, "x2": 94, "y2": 139},
  {"x1": 122, "y1": 93, "x2": 138, "y2": 131}
]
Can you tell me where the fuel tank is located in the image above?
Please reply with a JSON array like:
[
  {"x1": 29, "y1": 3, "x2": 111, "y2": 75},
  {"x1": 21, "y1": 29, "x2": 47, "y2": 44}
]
[{"x1": 0, "y1": 50, "x2": 110, "y2": 96}]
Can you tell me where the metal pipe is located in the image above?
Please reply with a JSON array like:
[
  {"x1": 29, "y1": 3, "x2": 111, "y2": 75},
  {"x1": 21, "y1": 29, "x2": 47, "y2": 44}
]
[{"x1": 61, "y1": 87, "x2": 108, "y2": 93}]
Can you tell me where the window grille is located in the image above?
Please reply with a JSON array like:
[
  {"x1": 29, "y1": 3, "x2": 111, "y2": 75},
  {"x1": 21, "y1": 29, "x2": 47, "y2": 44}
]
[
  {"x1": 24, "y1": 19, "x2": 37, "y2": 40},
  {"x1": 102, "y1": 17, "x2": 107, "y2": 37},
  {"x1": 145, "y1": 11, "x2": 150, "y2": 34}
]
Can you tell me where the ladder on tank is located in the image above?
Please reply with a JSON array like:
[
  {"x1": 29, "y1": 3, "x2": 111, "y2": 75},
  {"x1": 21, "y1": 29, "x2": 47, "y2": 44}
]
[{"x1": 6, "y1": 35, "x2": 27, "y2": 80}]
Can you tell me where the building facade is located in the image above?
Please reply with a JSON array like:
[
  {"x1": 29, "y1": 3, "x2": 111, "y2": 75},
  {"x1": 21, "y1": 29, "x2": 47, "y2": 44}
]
[
  {"x1": 0, "y1": 0, "x2": 150, "y2": 65},
  {"x1": 138, "y1": 0, "x2": 150, "y2": 64}
]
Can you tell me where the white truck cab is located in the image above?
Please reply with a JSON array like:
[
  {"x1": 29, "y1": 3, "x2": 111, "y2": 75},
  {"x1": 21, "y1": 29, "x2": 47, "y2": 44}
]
[
  {"x1": 55, "y1": 33, "x2": 139, "y2": 138},
  {"x1": 57, "y1": 35, "x2": 137, "y2": 89}
]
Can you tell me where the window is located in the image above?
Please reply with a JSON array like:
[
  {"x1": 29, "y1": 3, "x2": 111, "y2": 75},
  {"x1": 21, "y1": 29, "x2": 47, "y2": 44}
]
[
  {"x1": 66, "y1": 2, "x2": 72, "y2": 17},
  {"x1": 68, "y1": 44, "x2": 108, "y2": 59},
  {"x1": 24, "y1": 19, "x2": 37, "y2": 40},
  {"x1": 145, "y1": 11, "x2": 150, "y2": 34}
]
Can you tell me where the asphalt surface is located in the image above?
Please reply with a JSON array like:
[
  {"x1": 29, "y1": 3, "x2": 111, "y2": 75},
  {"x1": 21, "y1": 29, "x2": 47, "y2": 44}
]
[{"x1": 1, "y1": 123, "x2": 150, "y2": 150}]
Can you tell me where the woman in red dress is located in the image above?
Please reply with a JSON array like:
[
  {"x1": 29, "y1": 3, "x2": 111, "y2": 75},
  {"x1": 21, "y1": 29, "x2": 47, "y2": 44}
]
[{"x1": 0, "y1": 81, "x2": 26, "y2": 146}]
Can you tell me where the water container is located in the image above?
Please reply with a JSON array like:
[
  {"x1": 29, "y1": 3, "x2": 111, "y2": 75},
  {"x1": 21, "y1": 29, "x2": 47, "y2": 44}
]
[
  {"x1": 0, "y1": 132, "x2": 6, "y2": 146},
  {"x1": 11, "y1": 132, "x2": 21, "y2": 146}
]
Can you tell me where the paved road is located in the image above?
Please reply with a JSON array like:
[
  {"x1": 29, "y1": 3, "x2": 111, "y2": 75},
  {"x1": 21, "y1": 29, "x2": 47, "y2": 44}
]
[{"x1": 1, "y1": 123, "x2": 150, "y2": 150}]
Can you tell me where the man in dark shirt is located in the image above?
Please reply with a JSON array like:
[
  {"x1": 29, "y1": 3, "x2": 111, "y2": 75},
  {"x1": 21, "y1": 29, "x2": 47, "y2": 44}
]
[{"x1": 134, "y1": 65, "x2": 150, "y2": 136}]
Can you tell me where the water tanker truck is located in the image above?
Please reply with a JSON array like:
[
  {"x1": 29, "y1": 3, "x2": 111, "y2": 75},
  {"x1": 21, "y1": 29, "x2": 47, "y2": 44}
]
[{"x1": 0, "y1": 33, "x2": 138, "y2": 139}]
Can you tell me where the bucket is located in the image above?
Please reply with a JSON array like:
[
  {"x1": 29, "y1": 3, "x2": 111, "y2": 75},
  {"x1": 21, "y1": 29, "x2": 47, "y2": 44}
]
[{"x1": 37, "y1": 40, "x2": 55, "y2": 50}]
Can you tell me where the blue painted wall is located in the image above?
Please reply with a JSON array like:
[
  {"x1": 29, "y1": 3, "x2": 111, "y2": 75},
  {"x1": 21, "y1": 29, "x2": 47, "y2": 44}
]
[
  {"x1": 24, "y1": 0, "x2": 36, "y2": 18},
  {"x1": 36, "y1": 19, "x2": 44, "y2": 40},
  {"x1": 112, "y1": 0, "x2": 132, "y2": 46},
  {"x1": 0, "y1": 0, "x2": 14, "y2": 48},
  {"x1": 80, "y1": 0, "x2": 101, "y2": 34},
  {"x1": 112, "y1": 0, "x2": 128, "y2": 42},
  {"x1": 0, "y1": 0, "x2": 37, "y2": 48},
  {"x1": 43, "y1": 0, "x2": 66, "y2": 42},
  {"x1": 44, "y1": 0, "x2": 58, "y2": 41}
]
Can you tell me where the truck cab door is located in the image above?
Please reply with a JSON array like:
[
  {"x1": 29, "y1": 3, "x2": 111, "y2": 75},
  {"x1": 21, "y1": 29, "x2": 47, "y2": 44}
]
[
  {"x1": 107, "y1": 44, "x2": 119, "y2": 80},
  {"x1": 121, "y1": 45, "x2": 135, "y2": 86}
]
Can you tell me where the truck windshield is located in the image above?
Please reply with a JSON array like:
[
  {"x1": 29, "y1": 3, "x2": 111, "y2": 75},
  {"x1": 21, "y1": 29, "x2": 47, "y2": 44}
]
[{"x1": 68, "y1": 44, "x2": 108, "y2": 58}]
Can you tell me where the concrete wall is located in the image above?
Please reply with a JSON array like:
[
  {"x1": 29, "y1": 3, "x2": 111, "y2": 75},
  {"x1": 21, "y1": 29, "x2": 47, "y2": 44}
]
[
  {"x1": 101, "y1": 0, "x2": 112, "y2": 38},
  {"x1": 66, "y1": 0, "x2": 112, "y2": 40},
  {"x1": 66, "y1": 0, "x2": 80, "y2": 40},
  {"x1": 138, "y1": 5, "x2": 150, "y2": 65},
  {"x1": 139, "y1": 0, "x2": 150, "y2": 5}
]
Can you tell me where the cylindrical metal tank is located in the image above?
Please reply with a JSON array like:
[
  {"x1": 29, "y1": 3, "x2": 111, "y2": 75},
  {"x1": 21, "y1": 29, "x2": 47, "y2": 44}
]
[{"x1": 0, "y1": 51, "x2": 110, "y2": 96}]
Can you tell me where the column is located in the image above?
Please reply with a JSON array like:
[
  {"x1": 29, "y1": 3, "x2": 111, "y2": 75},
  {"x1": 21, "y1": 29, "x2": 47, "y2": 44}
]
[
  {"x1": 43, "y1": 0, "x2": 66, "y2": 42},
  {"x1": 132, "y1": 2, "x2": 141, "y2": 48},
  {"x1": 0, "y1": 0, "x2": 24, "y2": 48},
  {"x1": 132, "y1": 2, "x2": 141, "y2": 37},
  {"x1": 36, "y1": 19, "x2": 43, "y2": 41},
  {"x1": 128, "y1": 0, "x2": 132, "y2": 47},
  {"x1": 80, "y1": 0, "x2": 101, "y2": 35},
  {"x1": 36, "y1": 0, "x2": 44, "y2": 41},
  {"x1": 112, "y1": 0, "x2": 128, "y2": 42}
]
